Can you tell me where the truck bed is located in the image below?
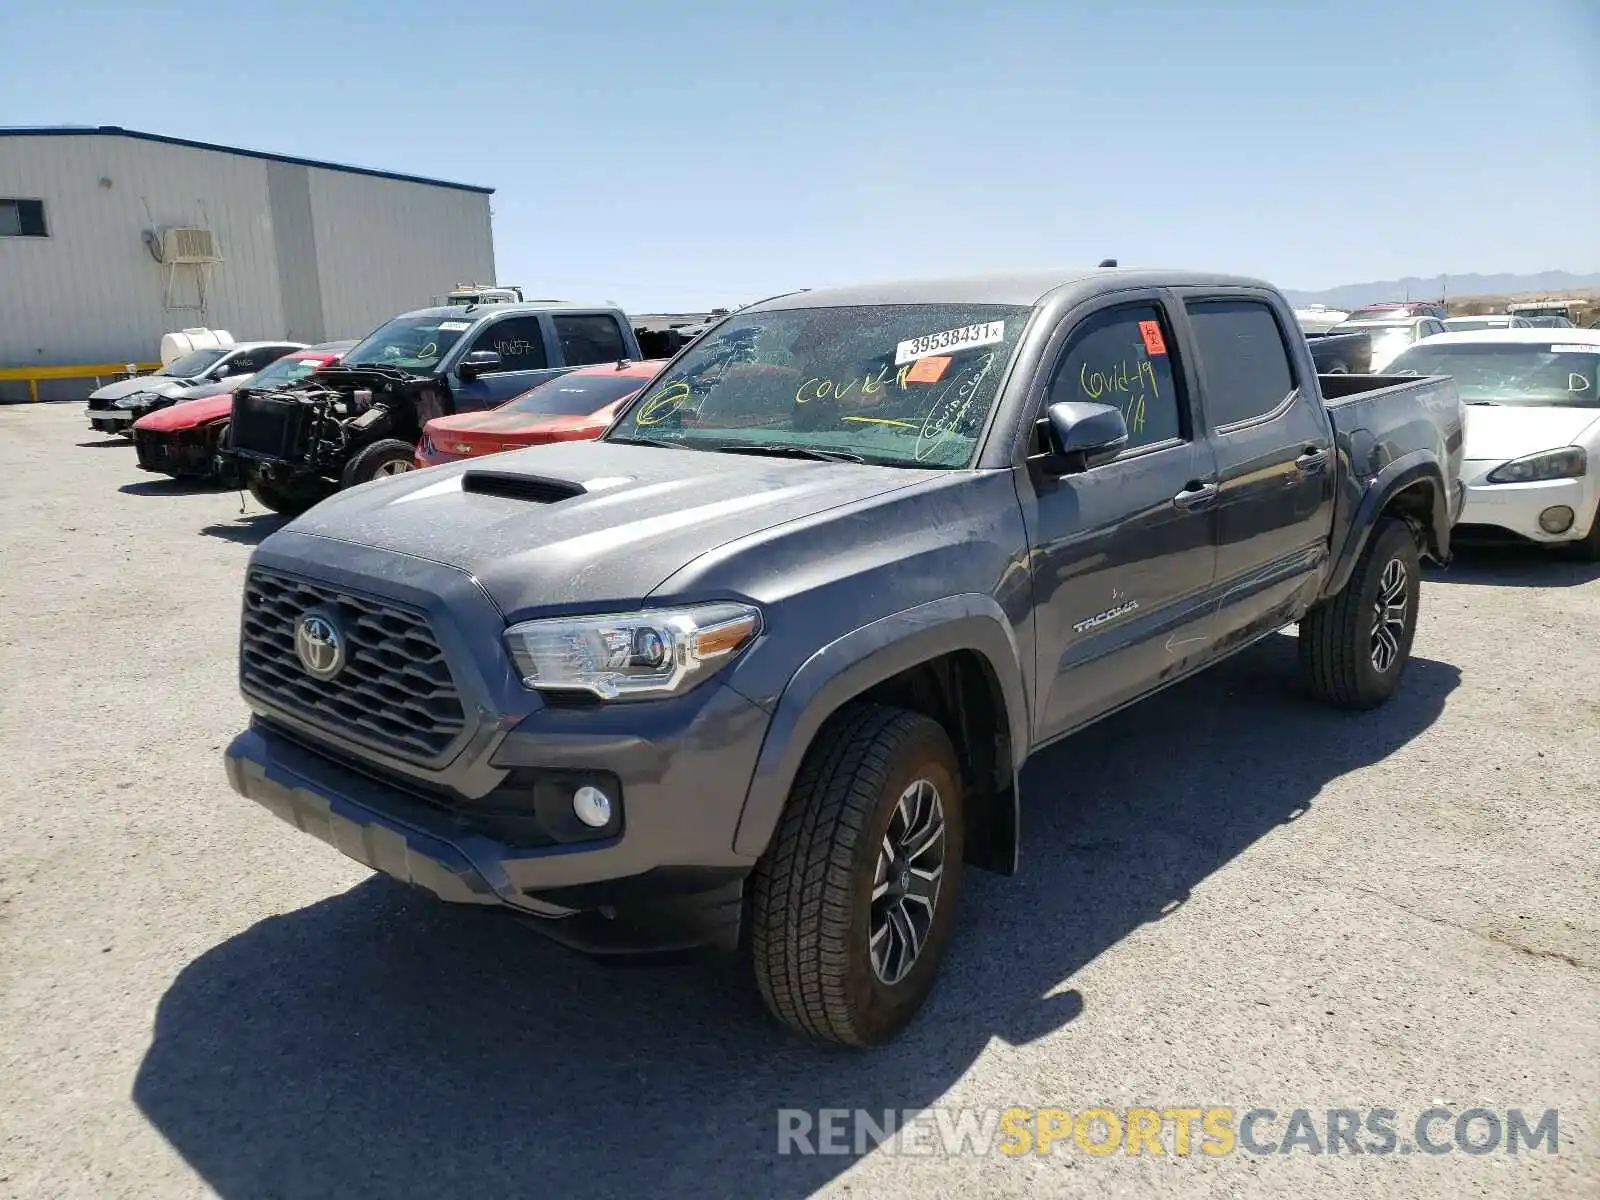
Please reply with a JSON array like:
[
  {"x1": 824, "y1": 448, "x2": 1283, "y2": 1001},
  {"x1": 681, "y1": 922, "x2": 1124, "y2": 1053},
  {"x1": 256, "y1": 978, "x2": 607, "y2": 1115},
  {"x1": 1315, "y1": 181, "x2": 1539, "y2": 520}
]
[{"x1": 1318, "y1": 371, "x2": 1465, "y2": 572}]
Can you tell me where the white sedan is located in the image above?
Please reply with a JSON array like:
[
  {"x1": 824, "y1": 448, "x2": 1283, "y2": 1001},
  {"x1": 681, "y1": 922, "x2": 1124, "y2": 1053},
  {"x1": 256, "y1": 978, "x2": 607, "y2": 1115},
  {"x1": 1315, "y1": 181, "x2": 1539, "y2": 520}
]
[{"x1": 1386, "y1": 328, "x2": 1600, "y2": 557}]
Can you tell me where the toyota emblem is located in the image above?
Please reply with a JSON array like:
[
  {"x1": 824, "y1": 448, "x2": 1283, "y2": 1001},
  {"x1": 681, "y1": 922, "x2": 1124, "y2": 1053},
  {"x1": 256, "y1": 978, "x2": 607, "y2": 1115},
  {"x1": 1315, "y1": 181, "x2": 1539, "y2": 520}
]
[{"x1": 294, "y1": 608, "x2": 346, "y2": 681}]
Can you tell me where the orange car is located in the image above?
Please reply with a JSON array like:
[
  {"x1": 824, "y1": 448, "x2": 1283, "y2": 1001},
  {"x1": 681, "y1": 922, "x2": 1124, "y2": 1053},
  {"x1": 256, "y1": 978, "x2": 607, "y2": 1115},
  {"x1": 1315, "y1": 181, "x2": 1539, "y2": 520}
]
[{"x1": 416, "y1": 359, "x2": 667, "y2": 467}]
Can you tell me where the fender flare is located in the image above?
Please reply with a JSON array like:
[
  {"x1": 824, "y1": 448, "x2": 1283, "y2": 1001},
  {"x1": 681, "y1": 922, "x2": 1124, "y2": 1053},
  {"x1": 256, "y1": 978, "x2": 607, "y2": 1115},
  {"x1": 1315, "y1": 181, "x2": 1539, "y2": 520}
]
[
  {"x1": 731, "y1": 594, "x2": 1030, "y2": 862},
  {"x1": 1326, "y1": 450, "x2": 1451, "y2": 598}
]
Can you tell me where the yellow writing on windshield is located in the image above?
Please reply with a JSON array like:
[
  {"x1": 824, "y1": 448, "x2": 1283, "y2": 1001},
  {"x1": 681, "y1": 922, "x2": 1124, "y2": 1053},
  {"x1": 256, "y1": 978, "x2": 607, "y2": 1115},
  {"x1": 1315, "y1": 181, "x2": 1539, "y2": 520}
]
[
  {"x1": 635, "y1": 379, "x2": 693, "y2": 426},
  {"x1": 796, "y1": 363, "x2": 914, "y2": 405}
]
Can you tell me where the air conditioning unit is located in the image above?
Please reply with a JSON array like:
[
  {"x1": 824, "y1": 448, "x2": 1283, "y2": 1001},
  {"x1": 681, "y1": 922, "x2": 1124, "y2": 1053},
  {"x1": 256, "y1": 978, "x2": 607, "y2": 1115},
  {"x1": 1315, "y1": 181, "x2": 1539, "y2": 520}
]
[{"x1": 160, "y1": 227, "x2": 222, "y2": 264}]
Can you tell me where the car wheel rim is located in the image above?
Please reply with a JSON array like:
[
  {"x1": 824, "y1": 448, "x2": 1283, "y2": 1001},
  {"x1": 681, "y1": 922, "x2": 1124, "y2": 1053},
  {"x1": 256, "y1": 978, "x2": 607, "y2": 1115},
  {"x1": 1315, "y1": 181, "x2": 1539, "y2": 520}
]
[
  {"x1": 1370, "y1": 557, "x2": 1408, "y2": 673},
  {"x1": 869, "y1": 777, "x2": 946, "y2": 986},
  {"x1": 374, "y1": 460, "x2": 414, "y2": 477}
]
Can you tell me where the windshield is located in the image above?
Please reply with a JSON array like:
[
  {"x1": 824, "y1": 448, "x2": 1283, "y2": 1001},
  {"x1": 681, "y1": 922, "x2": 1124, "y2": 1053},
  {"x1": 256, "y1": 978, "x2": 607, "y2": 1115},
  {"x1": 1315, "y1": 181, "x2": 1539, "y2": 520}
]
[
  {"x1": 245, "y1": 355, "x2": 329, "y2": 391},
  {"x1": 1386, "y1": 342, "x2": 1600, "y2": 407},
  {"x1": 1333, "y1": 321, "x2": 1416, "y2": 337},
  {"x1": 607, "y1": 303, "x2": 1031, "y2": 468},
  {"x1": 345, "y1": 314, "x2": 474, "y2": 371},
  {"x1": 504, "y1": 372, "x2": 648, "y2": 417},
  {"x1": 159, "y1": 347, "x2": 227, "y2": 377}
]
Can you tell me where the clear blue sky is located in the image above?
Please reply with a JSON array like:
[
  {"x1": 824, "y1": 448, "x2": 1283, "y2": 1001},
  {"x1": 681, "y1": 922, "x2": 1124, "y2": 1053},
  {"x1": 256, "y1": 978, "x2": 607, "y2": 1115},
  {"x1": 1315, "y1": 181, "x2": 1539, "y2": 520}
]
[{"x1": 4, "y1": 0, "x2": 1596, "y2": 311}]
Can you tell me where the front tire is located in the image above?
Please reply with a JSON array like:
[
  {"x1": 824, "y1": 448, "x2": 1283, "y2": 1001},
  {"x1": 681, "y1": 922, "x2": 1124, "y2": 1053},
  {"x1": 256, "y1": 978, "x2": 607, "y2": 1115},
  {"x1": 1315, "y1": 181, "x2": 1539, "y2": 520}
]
[
  {"x1": 244, "y1": 469, "x2": 334, "y2": 516},
  {"x1": 749, "y1": 704, "x2": 964, "y2": 1047},
  {"x1": 341, "y1": 439, "x2": 418, "y2": 488},
  {"x1": 1299, "y1": 517, "x2": 1421, "y2": 709}
]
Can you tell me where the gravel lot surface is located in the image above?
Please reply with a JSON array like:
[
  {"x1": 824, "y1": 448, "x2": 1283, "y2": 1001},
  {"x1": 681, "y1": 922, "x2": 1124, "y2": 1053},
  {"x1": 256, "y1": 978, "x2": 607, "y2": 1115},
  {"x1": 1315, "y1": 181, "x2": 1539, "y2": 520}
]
[{"x1": 2, "y1": 402, "x2": 1596, "y2": 1199}]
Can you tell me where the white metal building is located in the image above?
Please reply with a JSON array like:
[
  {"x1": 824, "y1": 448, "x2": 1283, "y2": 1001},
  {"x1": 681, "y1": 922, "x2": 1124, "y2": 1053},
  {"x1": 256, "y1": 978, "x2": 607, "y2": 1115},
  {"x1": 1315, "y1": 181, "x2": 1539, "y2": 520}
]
[{"x1": 0, "y1": 126, "x2": 496, "y2": 370}]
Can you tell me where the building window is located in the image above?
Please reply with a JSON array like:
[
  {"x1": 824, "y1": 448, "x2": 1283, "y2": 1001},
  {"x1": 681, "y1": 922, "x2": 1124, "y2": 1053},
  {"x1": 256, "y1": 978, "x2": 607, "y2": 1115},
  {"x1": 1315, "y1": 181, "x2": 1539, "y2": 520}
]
[{"x1": 0, "y1": 199, "x2": 48, "y2": 237}]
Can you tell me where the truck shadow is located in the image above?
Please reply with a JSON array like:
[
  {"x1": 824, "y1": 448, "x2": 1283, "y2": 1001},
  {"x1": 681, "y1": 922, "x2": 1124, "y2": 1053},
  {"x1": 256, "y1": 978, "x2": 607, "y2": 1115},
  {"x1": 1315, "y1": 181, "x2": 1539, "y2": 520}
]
[
  {"x1": 133, "y1": 635, "x2": 1458, "y2": 1200},
  {"x1": 1425, "y1": 543, "x2": 1600, "y2": 589},
  {"x1": 198, "y1": 514, "x2": 292, "y2": 546}
]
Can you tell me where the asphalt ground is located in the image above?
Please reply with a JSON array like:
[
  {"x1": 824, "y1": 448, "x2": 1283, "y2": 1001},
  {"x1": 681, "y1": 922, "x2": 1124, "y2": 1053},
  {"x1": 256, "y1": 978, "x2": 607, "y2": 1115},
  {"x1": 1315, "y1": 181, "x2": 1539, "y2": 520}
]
[{"x1": 1, "y1": 401, "x2": 1596, "y2": 1199}]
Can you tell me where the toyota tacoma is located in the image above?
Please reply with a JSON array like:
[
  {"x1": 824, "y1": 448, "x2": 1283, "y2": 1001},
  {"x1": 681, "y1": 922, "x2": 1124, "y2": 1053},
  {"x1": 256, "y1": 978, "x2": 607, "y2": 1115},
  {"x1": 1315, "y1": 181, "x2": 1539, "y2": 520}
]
[{"x1": 225, "y1": 268, "x2": 1465, "y2": 1047}]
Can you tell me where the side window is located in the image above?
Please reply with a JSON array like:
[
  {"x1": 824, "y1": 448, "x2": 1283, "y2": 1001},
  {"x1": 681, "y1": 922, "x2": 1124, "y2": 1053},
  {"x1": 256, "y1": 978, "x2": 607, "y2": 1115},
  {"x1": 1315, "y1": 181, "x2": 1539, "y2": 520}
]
[
  {"x1": 0, "y1": 198, "x2": 47, "y2": 237},
  {"x1": 553, "y1": 314, "x2": 628, "y2": 366},
  {"x1": 1183, "y1": 299, "x2": 1296, "y2": 428},
  {"x1": 1046, "y1": 304, "x2": 1184, "y2": 452},
  {"x1": 471, "y1": 316, "x2": 548, "y2": 372}
]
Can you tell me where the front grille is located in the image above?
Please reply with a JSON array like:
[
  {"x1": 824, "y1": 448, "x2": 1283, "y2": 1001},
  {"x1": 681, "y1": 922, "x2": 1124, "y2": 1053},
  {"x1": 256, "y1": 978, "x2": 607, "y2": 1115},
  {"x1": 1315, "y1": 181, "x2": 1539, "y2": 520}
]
[
  {"x1": 241, "y1": 568, "x2": 466, "y2": 763},
  {"x1": 231, "y1": 391, "x2": 307, "y2": 461},
  {"x1": 133, "y1": 430, "x2": 169, "y2": 470}
]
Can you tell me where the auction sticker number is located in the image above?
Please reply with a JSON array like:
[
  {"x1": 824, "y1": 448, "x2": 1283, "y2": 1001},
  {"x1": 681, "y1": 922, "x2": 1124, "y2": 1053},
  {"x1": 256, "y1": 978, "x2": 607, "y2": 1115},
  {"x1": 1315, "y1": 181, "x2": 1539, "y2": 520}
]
[
  {"x1": 1550, "y1": 344, "x2": 1600, "y2": 354},
  {"x1": 437, "y1": 321, "x2": 473, "y2": 332},
  {"x1": 895, "y1": 321, "x2": 1005, "y2": 366}
]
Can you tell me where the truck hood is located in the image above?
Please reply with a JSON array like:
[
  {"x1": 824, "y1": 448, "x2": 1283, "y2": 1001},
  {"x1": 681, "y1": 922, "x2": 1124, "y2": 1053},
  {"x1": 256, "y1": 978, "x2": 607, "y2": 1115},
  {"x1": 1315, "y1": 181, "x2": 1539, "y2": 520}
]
[
  {"x1": 1463, "y1": 405, "x2": 1600, "y2": 461},
  {"x1": 89, "y1": 376, "x2": 194, "y2": 401},
  {"x1": 134, "y1": 392, "x2": 235, "y2": 432},
  {"x1": 277, "y1": 440, "x2": 939, "y2": 615}
]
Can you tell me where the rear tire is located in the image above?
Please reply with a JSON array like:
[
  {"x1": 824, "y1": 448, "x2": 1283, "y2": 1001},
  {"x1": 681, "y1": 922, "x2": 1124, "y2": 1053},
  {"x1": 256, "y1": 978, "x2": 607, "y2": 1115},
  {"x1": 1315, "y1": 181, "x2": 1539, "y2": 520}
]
[
  {"x1": 1299, "y1": 517, "x2": 1421, "y2": 709},
  {"x1": 341, "y1": 439, "x2": 418, "y2": 488},
  {"x1": 749, "y1": 704, "x2": 964, "y2": 1047},
  {"x1": 245, "y1": 470, "x2": 333, "y2": 516}
]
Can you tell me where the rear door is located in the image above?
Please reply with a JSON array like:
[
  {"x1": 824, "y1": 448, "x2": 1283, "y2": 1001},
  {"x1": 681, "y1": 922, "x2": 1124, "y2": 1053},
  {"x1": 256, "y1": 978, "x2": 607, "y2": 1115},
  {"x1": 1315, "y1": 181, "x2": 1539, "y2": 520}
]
[
  {"x1": 1021, "y1": 292, "x2": 1219, "y2": 740},
  {"x1": 1175, "y1": 291, "x2": 1335, "y2": 646},
  {"x1": 551, "y1": 312, "x2": 632, "y2": 367},
  {"x1": 450, "y1": 314, "x2": 567, "y2": 411}
]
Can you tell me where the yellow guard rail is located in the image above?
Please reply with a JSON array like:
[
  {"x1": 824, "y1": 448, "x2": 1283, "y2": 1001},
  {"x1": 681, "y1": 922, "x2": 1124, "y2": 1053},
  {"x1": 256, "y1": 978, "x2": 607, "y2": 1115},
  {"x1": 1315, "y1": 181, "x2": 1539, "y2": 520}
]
[{"x1": 0, "y1": 362, "x2": 163, "y2": 403}]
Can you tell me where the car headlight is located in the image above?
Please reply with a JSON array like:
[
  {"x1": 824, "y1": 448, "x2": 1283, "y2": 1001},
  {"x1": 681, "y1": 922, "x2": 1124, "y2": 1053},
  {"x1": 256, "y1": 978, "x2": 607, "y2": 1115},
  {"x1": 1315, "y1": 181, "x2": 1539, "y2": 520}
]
[
  {"x1": 504, "y1": 602, "x2": 762, "y2": 700},
  {"x1": 113, "y1": 394, "x2": 147, "y2": 409},
  {"x1": 1485, "y1": 446, "x2": 1587, "y2": 484}
]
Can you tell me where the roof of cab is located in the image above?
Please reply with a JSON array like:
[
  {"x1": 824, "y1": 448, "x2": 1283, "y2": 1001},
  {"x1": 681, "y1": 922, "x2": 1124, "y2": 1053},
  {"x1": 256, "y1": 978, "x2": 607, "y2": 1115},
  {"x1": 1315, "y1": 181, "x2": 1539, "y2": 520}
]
[
  {"x1": 742, "y1": 267, "x2": 1279, "y2": 311},
  {"x1": 393, "y1": 302, "x2": 623, "y2": 322}
]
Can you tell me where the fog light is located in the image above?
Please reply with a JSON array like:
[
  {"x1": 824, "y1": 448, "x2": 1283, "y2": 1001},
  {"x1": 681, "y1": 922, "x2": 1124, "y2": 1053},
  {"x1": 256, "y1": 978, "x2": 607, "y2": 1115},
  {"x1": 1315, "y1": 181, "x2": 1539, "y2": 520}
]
[
  {"x1": 1539, "y1": 506, "x2": 1575, "y2": 534},
  {"x1": 572, "y1": 785, "x2": 613, "y2": 828}
]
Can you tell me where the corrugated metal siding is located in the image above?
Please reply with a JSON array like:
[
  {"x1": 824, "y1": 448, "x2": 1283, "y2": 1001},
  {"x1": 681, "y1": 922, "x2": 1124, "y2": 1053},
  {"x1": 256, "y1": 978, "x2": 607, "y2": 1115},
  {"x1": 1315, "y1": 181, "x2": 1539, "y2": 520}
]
[
  {"x1": 306, "y1": 168, "x2": 495, "y2": 340},
  {"x1": 0, "y1": 134, "x2": 287, "y2": 365},
  {"x1": 264, "y1": 162, "x2": 327, "y2": 343},
  {"x1": 0, "y1": 132, "x2": 497, "y2": 372}
]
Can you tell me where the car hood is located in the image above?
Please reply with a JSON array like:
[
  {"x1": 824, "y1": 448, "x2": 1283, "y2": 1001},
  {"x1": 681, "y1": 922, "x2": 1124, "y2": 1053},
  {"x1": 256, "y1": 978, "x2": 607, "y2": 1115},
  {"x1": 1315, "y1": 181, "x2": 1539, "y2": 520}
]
[
  {"x1": 89, "y1": 376, "x2": 194, "y2": 401},
  {"x1": 276, "y1": 440, "x2": 938, "y2": 616},
  {"x1": 1463, "y1": 404, "x2": 1600, "y2": 461},
  {"x1": 134, "y1": 392, "x2": 235, "y2": 432}
]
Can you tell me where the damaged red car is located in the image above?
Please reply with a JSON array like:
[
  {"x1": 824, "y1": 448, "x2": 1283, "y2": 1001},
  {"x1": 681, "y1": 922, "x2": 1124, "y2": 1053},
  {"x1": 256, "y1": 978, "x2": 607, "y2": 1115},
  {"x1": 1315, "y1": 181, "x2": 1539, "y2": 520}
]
[
  {"x1": 131, "y1": 341, "x2": 355, "y2": 482},
  {"x1": 415, "y1": 359, "x2": 666, "y2": 467}
]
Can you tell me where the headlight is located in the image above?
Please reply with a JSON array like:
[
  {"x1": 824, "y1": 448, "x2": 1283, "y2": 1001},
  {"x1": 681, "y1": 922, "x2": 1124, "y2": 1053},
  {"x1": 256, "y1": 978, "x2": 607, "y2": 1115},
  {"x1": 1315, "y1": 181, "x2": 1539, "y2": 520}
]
[
  {"x1": 113, "y1": 394, "x2": 147, "y2": 409},
  {"x1": 1485, "y1": 447, "x2": 1587, "y2": 484},
  {"x1": 504, "y1": 602, "x2": 761, "y2": 700}
]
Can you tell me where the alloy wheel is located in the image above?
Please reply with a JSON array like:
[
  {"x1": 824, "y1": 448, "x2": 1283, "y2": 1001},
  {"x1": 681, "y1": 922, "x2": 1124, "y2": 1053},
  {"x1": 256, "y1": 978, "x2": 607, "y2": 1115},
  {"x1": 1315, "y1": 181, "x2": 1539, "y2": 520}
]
[
  {"x1": 1370, "y1": 557, "x2": 1409, "y2": 673},
  {"x1": 869, "y1": 778, "x2": 947, "y2": 986}
]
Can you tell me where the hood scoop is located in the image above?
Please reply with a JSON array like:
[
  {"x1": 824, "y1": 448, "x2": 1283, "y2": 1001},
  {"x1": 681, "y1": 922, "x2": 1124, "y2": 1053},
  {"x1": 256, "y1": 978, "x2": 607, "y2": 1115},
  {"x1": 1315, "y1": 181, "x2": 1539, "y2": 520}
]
[{"x1": 460, "y1": 469, "x2": 587, "y2": 504}]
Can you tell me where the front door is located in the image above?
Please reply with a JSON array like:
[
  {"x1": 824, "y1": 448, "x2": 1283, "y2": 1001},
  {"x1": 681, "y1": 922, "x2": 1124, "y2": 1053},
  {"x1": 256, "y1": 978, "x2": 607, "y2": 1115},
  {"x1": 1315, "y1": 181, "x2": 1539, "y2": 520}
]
[
  {"x1": 451, "y1": 314, "x2": 567, "y2": 411},
  {"x1": 1021, "y1": 297, "x2": 1219, "y2": 742}
]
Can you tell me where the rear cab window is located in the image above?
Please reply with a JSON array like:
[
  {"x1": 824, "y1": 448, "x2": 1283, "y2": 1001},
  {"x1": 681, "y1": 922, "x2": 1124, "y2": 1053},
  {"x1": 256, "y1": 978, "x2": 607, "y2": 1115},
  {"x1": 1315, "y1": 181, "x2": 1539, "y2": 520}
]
[
  {"x1": 1045, "y1": 304, "x2": 1185, "y2": 453},
  {"x1": 1183, "y1": 299, "x2": 1297, "y2": 427},
  {"x1": 554, "y1": 314, "x2": 629, "y2": 366}
]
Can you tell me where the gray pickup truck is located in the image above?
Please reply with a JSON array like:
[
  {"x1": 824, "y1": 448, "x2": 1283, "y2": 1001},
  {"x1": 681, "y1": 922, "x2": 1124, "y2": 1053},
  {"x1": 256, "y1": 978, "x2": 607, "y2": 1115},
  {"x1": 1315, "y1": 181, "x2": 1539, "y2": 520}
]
[{"x1": 225, "y1": 268, "x2": 1464, "y2": 1047}]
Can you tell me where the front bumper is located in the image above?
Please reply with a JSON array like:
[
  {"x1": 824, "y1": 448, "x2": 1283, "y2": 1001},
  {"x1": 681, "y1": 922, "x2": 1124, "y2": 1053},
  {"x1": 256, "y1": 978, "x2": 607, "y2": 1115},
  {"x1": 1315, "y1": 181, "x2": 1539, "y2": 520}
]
[
  {"x1": 1456, "y1": 459, "x2": 1597, "y2": 544},
  {"x1": 86, "y1": 407, "x2": 133, "y2": 433}
]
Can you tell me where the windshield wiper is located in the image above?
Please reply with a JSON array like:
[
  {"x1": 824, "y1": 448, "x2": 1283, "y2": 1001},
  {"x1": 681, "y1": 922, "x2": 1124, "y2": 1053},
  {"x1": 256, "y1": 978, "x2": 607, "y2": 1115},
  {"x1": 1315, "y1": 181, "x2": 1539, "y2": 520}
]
[
  {"x1": 713, "y1": 444, "x2": 865, "y2": 464},
  {"x1": 614, "y1": 435, "x2": 689, "y2": 450}
]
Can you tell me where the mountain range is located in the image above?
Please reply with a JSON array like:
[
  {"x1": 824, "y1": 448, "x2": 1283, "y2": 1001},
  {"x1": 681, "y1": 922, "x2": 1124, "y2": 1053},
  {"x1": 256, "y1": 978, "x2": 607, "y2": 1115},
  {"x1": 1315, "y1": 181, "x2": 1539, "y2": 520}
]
[{"x1": 1282, "y1": 270, "x2": 1600, "y2": 309}]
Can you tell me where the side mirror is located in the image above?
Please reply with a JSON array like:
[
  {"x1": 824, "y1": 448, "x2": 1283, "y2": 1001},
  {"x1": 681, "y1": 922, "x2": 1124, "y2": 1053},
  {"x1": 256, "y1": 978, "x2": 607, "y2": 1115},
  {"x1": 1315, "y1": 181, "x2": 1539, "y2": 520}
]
[
  {"x1": 458, "y1": 349, "x2": 502, "y2": 380},
  {"x1": 1033, "y1": 401, "x2": 1128, "y2": 476}
]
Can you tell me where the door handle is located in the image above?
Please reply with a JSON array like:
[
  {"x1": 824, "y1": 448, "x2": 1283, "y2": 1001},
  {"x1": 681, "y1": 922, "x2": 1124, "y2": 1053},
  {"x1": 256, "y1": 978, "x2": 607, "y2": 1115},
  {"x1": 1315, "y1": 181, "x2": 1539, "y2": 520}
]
[
  {"x1": 1172, "y1": 481, "x2": 1219, "y2": 510},
  {"x1": 1294, "y1": 447, "x2": 1330, "y2": 471}
]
